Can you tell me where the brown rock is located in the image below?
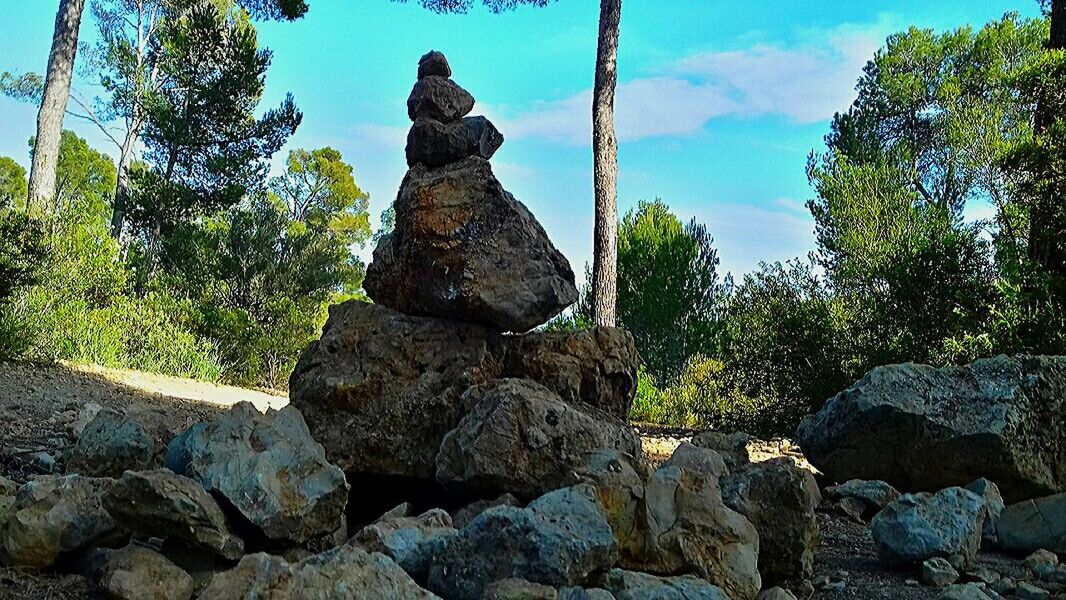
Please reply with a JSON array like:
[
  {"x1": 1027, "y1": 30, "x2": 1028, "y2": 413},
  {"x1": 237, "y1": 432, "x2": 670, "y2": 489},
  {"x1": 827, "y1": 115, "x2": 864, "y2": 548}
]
[
  {"x1": 364, "y1": 157, "x2": 578, "y2": 333},
  {"x1": 435, "y1": 379, "x2": 642, "y2": 499}
]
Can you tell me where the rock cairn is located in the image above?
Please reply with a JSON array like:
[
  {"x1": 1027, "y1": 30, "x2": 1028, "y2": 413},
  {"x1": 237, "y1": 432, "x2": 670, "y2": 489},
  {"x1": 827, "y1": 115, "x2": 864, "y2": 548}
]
[
  {"x1": 365, "y1": 50, "x2": 578, "y2": 332},
  {"x1": 291, "y1": 52, "x2": 640, "y2": 491}
]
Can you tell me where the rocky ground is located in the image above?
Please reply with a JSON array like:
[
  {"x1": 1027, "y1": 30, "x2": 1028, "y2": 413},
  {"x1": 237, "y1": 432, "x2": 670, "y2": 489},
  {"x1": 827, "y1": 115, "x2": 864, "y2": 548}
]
[{"x1": 0, "y1": 362, "x2": 1047, "y2": 600}]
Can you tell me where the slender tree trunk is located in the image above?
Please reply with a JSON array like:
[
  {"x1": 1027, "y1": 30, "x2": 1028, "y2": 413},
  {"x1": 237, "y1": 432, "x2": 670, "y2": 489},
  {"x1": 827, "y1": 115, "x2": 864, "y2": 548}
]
[
  {"x1": 27, "y1": 0, "x2": 86, "y2": 212},
  {"x1": 1028, "y1": 0, "x2": 1066, "y2": 272},
  {"x1": 591, "y1": 0, "x2": 621, "y2": 327}
]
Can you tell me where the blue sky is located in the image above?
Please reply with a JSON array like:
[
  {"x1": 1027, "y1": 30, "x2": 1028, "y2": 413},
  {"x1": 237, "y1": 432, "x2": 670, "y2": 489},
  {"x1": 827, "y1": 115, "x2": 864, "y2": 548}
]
[{"x1": 0, "y1": 0, "x2": 1043, "y2": 279}]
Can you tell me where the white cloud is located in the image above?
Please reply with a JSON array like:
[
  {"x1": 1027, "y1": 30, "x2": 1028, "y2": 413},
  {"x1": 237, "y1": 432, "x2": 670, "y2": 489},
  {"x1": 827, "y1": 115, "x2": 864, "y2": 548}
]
[
  {"x1": 492, "y1": 20, "x2": 890, "y2": 145},
  {"x1": 351, "y1": 123, "x2": 408, "y2": 150},
  {"x1": 685, "y1": 201, "x2": 816, "y2": 277}
]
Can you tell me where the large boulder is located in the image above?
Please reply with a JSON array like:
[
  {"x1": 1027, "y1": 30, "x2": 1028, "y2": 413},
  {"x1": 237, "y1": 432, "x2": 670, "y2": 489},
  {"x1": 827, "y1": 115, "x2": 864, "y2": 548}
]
[
  {"x1": 575, "y1": 450, "x2": 649, "y2": 567},
  {"x1": 426, "y1": 485, "x2": 617, "y2": 600},
  {"x1": 406, "y1": 116, "x2": 503, "y2": 169},
  {"x1": 97, "y1": 544, "x2": 194, "y2": 600},
  {"x1": 505, "y1": 327, "x2": 639, "y2": 421},
  {"x1": 870, "y1": 487, "x2": 986, "y2": 568},
  {"x1": 997, "y1": 492, "x2": 1066, "y2": 553},
  {"x1": 435, "y1": 379, "x2": 642, "y2": 499},
  {"x1": 364, "y1": 156, "x2": 578, "y2": 332},
  {"x1": 795, "y1": 356, "x2": 1066, "y2": 503},
  {"x1": 200, "y1": 546, "x2": 438, "y2": 599},
  {"x1": 1, "y1": 474, "x2": 121, "y2": 568},
  {"x1": 721, "y1": 457, "x2": 821, "y2": 584},
  {"x1": 641, "y1": 465, "x2": 762, "y2": 600},
  {"x1": 104, "y1": 469, "x2": 244, "y2": 560},
  {"x1": 289, "y1": 302, "x2": 639, "y2": 479},
  {"x1": 67, "y1": 409, "x2": 179, "y2": 477},
  {"x1": 289, "y1": 300, "x2": 503, "y2": 478},
  {"x1": 165, "y1": 402, "x2": 348, "y2": 545}
]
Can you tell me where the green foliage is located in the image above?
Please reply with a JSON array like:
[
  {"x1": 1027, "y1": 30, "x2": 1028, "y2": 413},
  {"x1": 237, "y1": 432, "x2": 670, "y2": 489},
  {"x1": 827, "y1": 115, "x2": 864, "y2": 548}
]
[
  {"x1": 28, "y1": 131, "x2": 117, "y2": 217},
  {"x1": 0, "y1": 157, "x2": 27, "y2": 209},
  {"x1": 579, "y1": 200, "x2": 722, "y2": 383}
]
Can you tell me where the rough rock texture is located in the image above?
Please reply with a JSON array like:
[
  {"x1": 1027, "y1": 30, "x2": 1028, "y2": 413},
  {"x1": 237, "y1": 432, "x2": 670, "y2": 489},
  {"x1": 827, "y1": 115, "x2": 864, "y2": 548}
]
[
  {"x1": 407, "y1": 116, "x2": 503, "y2": 168},
  {"x1": 426, "y1": 485, "x2": 617, "y2": 600},
  {"x1": 1, "y1": 474, "x2": 120, "y2": 568},
  {"x1": 824, "y1": 479, "x2": 902, "y2": 520},
  {"x1": 0, "y1": 476, "x2": 16, "y2": 525},
  {"x1": 721, "y1": 457, "x2": 821, "y2": 584},
  {"x1": 436, "y1": 379, "x2": 641, "y2": 499},
  {"x1": 483, "y1": 578, "x2": 559, "y2": 600},
  {"x1": 289, "y1": 300, "x2": 502, "y2": 478},
  {"x1": 407, "y1": 75, "x2": 475, "y2": 122},
  {"x1": 964, "y1": 478, "x2": 1004, "y2": 546},
  {"x1": 795, "y1": 356, "x2": 1066, "y2": 503},
  {"x1": 997, "y1": 492, "x2": 1066, "y2": 553},
  {"x1": 661, "y1": 443, "x2": 730, "y2": 481},
  {"x1": 641, "y1": 465, "x2": 761, "y2": 600},
  {"x1": 199, "y1": 546, "x2": 438, "y2": 599},
  {"x1": 451, "y1": 494, "x2": 521, "y2": 529},
  {"x1": 504, "y1": 327, "x2": 639, "y2": 420},
  {"x1": 104, "y1": 469, "x2": 244, "y2": 560},
  {"x1": 98, "y1": 545, "x2": 194, "y2": 600},
  {"x1": 165, "y1": 402, "x2": 348, "y2": 545},
  {"x1": 605, "y1": 569, "x2": 731, "y2": 600},
  {"x1": 941, "y1": 583, "x2": 998, "y2": 599},
  {"x1": 758, "y1": 588, "x2": 799, "y2": 600},
  {"x1": 923, "y1": 556, "x2": 960, "y2": 587},
  {"x1": 417, "y1": 50, "x2": 450, "y2": 79},
  {"x1": 67, "y1": 409, "x2": 177, "y2": 477},
  {"x1": 690, "y1": 431, "x2": 751, "y2": 471},
  {"x1": 870, "y1": 487, "x2": 986, "y2": 567},
  {"x1": 364, "y1": 157, "x2": 578, "y2": 333},
  {"x1": 352, "y1": 506, "x2": 457, "y2": 579},
  {"x1": 575, "y1": 449, "x2": 649, "y2": 567}
]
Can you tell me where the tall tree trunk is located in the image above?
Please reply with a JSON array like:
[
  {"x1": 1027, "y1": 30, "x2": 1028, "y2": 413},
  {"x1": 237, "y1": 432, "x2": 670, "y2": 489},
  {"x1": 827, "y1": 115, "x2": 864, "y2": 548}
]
[
  {"x1": 27, "y1": 0, "x2": 86, "y2": 212},
  {"x1": 591, "y1": 0, "x2": 621, "y2": 327},
  {"x1": 110, "y1": 133, "x2": 137, "y2": 240},
  {"x1": 1028, "y1": 0, "x2": 1066, "y2": 272}
]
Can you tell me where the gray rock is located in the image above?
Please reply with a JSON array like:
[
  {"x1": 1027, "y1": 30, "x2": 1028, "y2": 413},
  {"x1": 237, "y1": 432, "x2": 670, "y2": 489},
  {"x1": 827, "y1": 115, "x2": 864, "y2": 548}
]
[
  {"x1": 68, "y1": 401, "x2": 103, "y2": 438},
  {"x1": 352, "y1": 506, "x2": 457, "y2": 579},
  {"x1": 104, "y1": 469, "x2": 244, "y2": 560},
  {"x1": 418, "y1": 50, "x2": 451, "y2": 79},
  {"x1": 407, "y1": 75, "x2": 475, "y2": 123},
  {"x1": 574, "y1": 450, "x2": 648, "y2": 568},
  {"x1": 559, "y1": 588, "x2": 615, "y2": 600},
  {"x1": 662, "y1": 443, "x2": 729, "y2": 481},
  {"x1": 67, "y1": 409, "x2": 177, "y2": 477},
  {"x1": 165, "y1": 402, "x2": 348, "y2": 545},
  {"x1": 98, "y1": 544, "x2": 194, "y2": 600},
  {"x1": 757, "y1": 588, "x2": 798, "y2": 600},
  {"x1": 605, "y1": 569, "x2": 730, "y2": 600},
  {"x1": 200, "y1": 546, "x2": 438, "y2": 599},
  {"x1": 427, "y1": 485, "x2": 617, "y2": 600},
  {"x1": 1, "y1": 474, "x2": 121, "y2": 568},
  {"x1": 364, "y1": 156, "x2": 578, "y2": 333},
  {"x1": 824, "y1": 479, "x2": 901, "y2": 519},
  {"x1": 992, "y1": 577, "x2": 1016, "y2": 596},
  {"x1": 483, "y1": 578, "x2": 559, "y2": 599},
  {"x1": 690, "y1": 431, "x2": 751, "y2": 471},
  {"x1": 940, "y1": 583, "x2": 996, "y2": 600},
  {"x1": 722, "y1": 458, "x2": 821, "y2": 584},
  {"x1": 1015, "y1": 581, "x2": 1050, "y2": 600},
  {"x1": 436, "y1": 379, "x2": 641, "y2": 499},
  {"x1": 641, "y1": 466, "x2": 761, "y2": 600},
  {"x1": 795, "y1": 356, "x2": 1066, "y2": 503},
  {"x1": 1024, "y1": 549, "x2": 1059, "y2": 579},
  {"x1": 834, "y1": 496, "x2": 868, "y2": 522},
  {"x1": 923, "y1": 557, "x2": 960, "y2": 587},
  {"x1": 998, "y1": 492, "x2": 1066, "y2": 553},
  {"x1": 964, "y1": 479, "x2": 1004, "y2": 546},
  {"x1": 452, "y1": 494, "x2": 522, "y2": 529},
  {"x1": 406, "y1": 116, "x2": 503, "y2": 168},
  {"x1": 871, "y1": 487, "x2": 986, "y2": 568}
]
